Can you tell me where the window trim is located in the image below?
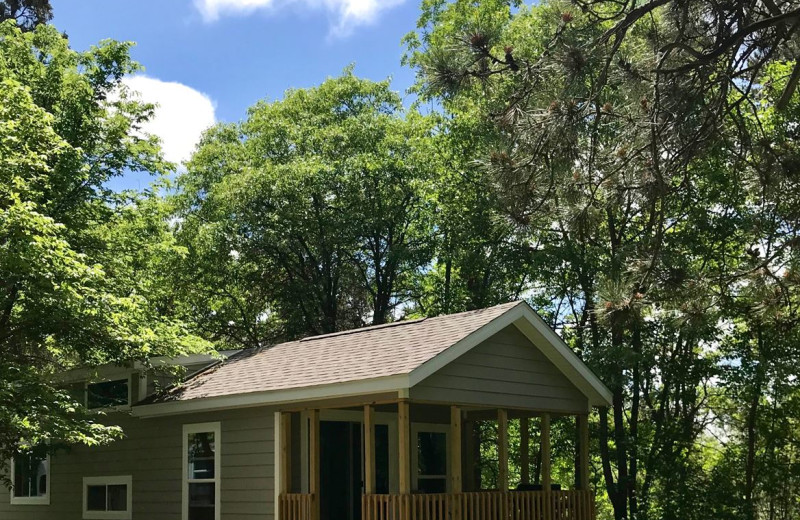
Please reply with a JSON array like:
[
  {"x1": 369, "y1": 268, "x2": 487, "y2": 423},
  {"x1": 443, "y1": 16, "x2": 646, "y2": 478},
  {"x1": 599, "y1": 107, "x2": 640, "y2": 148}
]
[
  {"x1": 9, "y1": 453, "x2": 50, "y2": 505},
  {"x1": 182, "y1": 422, "x2": 221, "y2": 520},
  {"x1": 82, "y1": 475, "x2": 132, "y2": 520},
  {"x1": 410, "y1": 423, "x2": 450, "y2": 493},
  {"x1": 85, "y1": 375, "x2": 133, "y2": 411}
]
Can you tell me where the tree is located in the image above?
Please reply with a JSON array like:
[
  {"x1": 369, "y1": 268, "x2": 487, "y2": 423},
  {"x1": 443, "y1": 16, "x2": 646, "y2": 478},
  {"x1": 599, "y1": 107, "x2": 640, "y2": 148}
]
[
  {"x1": 405, "y1": 1, "x2": 800, "y2": 519},
  {"x1": 0, "y1": 0, "x2": 51, "y2": 30},
  {"x1": 409, "y1": 111, "x2": 536, "y2": 316},
  {"x1": 0, "y1": 21, "x2": 207, "y2": 468},
  {"x1": 173, "y1": 71, "x2": 439, "y2": 342}
]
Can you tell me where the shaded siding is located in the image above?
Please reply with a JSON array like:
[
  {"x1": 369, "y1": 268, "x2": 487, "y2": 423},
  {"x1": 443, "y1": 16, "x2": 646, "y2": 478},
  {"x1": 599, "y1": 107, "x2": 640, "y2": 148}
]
[
  {"x1": 411, "y1": 325, "x2": 589, "y2": 414},
  {"x1": 1, "y1": 407, "x2": 275, "y2": 520}
]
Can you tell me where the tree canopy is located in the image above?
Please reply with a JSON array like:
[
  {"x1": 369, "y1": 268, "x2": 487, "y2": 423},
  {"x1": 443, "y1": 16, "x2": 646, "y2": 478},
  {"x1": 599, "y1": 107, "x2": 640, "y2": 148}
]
[
  {"x1": 404, "y1": 1, "x2": 800, "y2": 519},
  {"x1": 1, "y1": 2, "x2": 799, "y2": 519},
  {"x1": 0, "y1": 21, "x2": 207, "y2": 464}
]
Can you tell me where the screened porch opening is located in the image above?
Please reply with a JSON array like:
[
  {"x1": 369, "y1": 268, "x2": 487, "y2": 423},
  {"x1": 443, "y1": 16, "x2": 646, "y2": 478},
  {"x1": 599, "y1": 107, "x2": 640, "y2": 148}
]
[{"x1": 276, "y1": 400, "x2": 595, "y2": 520}]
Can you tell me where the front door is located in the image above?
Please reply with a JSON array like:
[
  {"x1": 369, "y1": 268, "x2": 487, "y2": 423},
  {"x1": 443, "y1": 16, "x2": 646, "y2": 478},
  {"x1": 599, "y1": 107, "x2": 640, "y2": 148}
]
[{"x1": 320, "y1": 421, "x2": 362, "y2": 520}]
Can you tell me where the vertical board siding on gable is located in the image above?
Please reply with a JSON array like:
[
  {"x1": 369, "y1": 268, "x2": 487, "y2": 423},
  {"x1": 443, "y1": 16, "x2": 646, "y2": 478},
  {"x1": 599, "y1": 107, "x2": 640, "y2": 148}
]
[
  {"x1": 1, "y1": 407, "x2": 275, "y2": 520},
  {"x1": 410, "y1": 325, "x2": 589, "y2": 414}
]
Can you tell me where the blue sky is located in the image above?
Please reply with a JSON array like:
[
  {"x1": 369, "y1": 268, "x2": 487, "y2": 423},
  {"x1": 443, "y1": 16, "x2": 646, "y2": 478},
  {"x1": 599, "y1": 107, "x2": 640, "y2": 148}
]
[{"x1": 52, "y1": 0, "x2": 423, "y2": 190}]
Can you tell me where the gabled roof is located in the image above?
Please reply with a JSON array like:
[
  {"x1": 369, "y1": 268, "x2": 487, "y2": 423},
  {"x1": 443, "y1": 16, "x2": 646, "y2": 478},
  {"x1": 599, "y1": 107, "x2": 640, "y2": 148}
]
[{"x1": 134, "y1": 301, "x2": 612, "y2": 417}]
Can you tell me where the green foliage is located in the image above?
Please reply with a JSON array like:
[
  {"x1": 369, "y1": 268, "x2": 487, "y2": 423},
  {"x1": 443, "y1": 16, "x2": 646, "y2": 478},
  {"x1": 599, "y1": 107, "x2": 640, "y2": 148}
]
[
  {"x1": 174, "y1": 71, "x2": 439, "y2": 341},
  {"x1": 0, "y1": 0, "x2": 51, "y2": 31},
  {"x1": 406, "y1": 1, "x2": 800, "y2": 519},
  {"x1": 0, "y1": 21, "x2": 208, "y2": 468}
]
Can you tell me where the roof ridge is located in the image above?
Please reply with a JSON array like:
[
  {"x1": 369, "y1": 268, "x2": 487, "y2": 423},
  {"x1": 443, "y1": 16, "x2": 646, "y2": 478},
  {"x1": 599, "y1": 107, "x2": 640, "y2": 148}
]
[
  {"x1": 299, "y1": 317, "x2": 427, "y2": 342},
  {"x1": 297, "y1": 301, "x2": 522, "y2": 343}
]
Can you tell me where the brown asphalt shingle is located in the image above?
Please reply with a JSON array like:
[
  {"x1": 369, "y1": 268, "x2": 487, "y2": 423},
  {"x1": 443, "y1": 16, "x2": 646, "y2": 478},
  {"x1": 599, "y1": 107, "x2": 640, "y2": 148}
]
[{"x1": 154, "y1": 301, "x2": 523, "y2": 402}]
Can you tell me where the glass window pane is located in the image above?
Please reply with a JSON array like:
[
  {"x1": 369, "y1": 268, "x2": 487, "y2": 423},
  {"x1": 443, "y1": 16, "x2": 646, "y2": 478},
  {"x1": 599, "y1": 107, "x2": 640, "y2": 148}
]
[
  {"x1": 189, "y1": 482, "x2": 215, "y2": 520},
  {"x1": 375, "y1": 424, "x2": 389, "y2": 494},
  {"x1": 417, "y1": 432, "x2": 447, "y2": 476},
  {"x1": 107, "y1": 484, "x2": 128, "y2": 511},
  {"x1": 13, "y1": 452, "x2": 48, "y2": 498},
  {"x1": 87, "y1": 379, "x2": 129, "y2": 409},
  {"x1": 189, "y1": 506, "x2": 216, "y2": 520},
  {"x1": 188, "y1": 432, "x2": 216, "y2": 479},
  {"x1": 87, "y1": 485, "x2": 107, "y2": 511}
]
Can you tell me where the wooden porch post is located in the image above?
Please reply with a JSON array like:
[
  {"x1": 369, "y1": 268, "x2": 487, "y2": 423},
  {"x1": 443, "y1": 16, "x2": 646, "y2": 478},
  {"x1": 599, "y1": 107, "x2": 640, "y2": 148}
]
[
  {"x1": 364, "y1": 404, "x2": 376, "y2": 495},
  {"x1": 398, "y1": 400, "x2": 411, "y2": 494},
  {"x1": 541, "y1": 413, "x2": 552, "y2": 519},
  {"x1": 451, "y1": 406, "x2": 463, "y2": 493},
  {"x1": 497, "y1": 409, "x2": 508, "y2": 491},
  {"x1": 309, "y1": 409, "x2": 321, "y2": 520},
  {"x1": 451, "y1": 406, "x2": 462, "y2": 520},
  {"x1": 577, "y1": 414, "x2": 590, "y2": 490},
  {"x1": 520, "y1": 417, "x2": 530, "y2": 486}
]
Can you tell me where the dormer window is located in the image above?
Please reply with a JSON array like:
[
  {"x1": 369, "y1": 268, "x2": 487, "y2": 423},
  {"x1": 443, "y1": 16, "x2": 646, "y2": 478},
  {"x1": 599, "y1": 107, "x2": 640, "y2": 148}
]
[{"x1": 86, "y1": 378, "x2": 130, "y2": 409}]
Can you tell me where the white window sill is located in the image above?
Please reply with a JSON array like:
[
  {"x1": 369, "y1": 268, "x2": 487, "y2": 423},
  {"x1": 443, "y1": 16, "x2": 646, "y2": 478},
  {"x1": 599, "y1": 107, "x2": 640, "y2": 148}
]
[
  {"x1": 10, "y1": 495, "x2": 50, "y2": 505},
  {"x1": 83, "y1": 511, "x2": 131, "y2": 520}
]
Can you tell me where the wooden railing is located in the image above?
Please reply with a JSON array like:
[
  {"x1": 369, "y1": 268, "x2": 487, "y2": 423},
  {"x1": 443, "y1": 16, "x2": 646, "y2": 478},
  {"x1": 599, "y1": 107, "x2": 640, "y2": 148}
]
[
  {"x1": 362, "y1": 490, "x2": 595, "y2": 520},
  {"x1": 279, "y1": 493, "x2": 315, "y2": 520}
]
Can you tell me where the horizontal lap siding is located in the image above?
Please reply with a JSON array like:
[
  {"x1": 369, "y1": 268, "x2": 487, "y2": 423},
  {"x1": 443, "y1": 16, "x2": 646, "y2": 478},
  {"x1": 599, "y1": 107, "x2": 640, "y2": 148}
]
[
  {"x1": 411, "y1": 325, "x2": 589, "y2": 414},
  {"x1": 221, "y1": 409, "x2": 275, "y2": 520},
  {"x1": 1, "y1": 407, "x2": 275, "y2": 520}
]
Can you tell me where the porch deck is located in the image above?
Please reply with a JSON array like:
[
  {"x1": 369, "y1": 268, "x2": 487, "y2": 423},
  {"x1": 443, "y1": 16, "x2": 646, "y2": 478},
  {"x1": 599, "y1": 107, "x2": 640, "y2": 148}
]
[{"x1": 279, "y1": 490, "x2": 595, "y2": 520}]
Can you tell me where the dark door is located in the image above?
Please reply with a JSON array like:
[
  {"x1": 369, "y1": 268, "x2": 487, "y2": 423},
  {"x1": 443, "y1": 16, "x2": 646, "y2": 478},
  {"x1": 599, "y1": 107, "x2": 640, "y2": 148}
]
[{"x1": 320, "y1": 421, "x2": 362, "y2": 520}]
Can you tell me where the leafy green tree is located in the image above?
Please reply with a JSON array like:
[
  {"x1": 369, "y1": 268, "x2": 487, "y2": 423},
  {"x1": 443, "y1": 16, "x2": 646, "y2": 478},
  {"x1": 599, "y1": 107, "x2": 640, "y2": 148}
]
[
  {"x1": 405, "y1": 1, "x2": 800, "y2": 520},
  {"x1": 0, "y1": 22, "x2": 207, "y2": 467},
  {"x1": 174, "y1": 72, "x2": 439, "y2": 341},
  {"x1": 0, "y1": 0, "x2": 51, "y2": 30},
  {"x1": 410, "y1": 112, "x2": 535, "y2": 316}
]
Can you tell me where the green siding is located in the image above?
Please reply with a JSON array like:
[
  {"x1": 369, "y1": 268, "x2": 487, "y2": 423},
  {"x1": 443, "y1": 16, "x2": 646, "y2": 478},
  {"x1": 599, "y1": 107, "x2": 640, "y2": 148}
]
[
  {"x1": 1, "y1": 407, "x2": 275, "y2": 520},
  {"x1": 410, "y1": 325, "x2": 589, "y2": 413}
]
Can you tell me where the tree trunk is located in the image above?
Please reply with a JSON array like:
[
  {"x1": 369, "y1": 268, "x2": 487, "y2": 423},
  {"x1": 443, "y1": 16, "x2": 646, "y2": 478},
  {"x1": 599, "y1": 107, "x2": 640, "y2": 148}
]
[
  {"x1": 745, "y1": 329, "x2": 765, "y2": 520},
  {"x1": 600, "y1": 407, "x2": 624, "y2": 520},
  {"x1": 611, "y1": 322, "x2": 629, "y2": 520},
  {"x1": 629, "y1": 321, "x2": 642, "y2": 519}
]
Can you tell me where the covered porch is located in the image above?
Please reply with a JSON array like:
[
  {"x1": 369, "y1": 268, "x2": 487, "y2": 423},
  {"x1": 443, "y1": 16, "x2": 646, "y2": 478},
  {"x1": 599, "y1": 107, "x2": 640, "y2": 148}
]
[{"x1": 276, "y1": 398, "x2": 595, "y2": 520}]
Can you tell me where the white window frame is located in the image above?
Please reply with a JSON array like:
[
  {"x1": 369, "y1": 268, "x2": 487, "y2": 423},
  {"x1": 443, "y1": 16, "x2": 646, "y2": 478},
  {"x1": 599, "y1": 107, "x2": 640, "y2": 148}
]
[
  {"x1": 85, "y1": 375, "x2": 133, "y2": 411},
  {"x1": 410, "y1": 423, "x2": 450, "y2": 493},
  {"x1": 82, "y1": 475, "x2": 132, "y2": 520},
  {"x1": 182, "y1": 422, "x2": 221, "y2": 520},
  {"x1": 9, "y1": 453, "x2": 50, "y2": 505}
]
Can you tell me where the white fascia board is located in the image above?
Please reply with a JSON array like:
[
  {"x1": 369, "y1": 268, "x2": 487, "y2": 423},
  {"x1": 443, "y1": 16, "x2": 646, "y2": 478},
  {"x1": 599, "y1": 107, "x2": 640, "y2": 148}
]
[
  {"x1": 135, "y1": 352, "x2": 234, "y2": 369},
  {"x1": 513, "y1": 306, "x2": 613, "y2": 406},
  {"x1": 408, "y1": 303, "x2": 526, "y2": 387},
  {"x1": 407, "y1": 301, "x2": 612, "y2": 407},
  {"x1": 132, "y1": 374, "x2": 410, "y2": 418},
  {"x1": 59, "y1": 352, "x2": 235, "y2": 384}
]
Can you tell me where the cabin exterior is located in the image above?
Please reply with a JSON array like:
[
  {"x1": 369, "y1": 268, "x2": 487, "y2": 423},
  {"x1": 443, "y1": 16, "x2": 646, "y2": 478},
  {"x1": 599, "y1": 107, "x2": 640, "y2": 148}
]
[{"x1": 1, "y1": 301, "x2": 611, "y2": 520}]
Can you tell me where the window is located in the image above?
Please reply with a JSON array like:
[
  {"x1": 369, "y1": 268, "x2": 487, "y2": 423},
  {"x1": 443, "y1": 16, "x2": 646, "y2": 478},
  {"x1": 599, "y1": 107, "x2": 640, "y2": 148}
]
[
  {"x1": 10, "y1": 449, "x2": 49, "y2": 505},
  {"x1": 82, "y1": 476, "x2": 132, "y2": 519},
  {"x1": 86, "y1": 378, "x2": 130, "y2": 409},
  {"x1": 183, "y1": 422, "x2": 220, "y2": 520},
  {"x1": 411, "y1": 424, "x2": 449, "y2": 494}
]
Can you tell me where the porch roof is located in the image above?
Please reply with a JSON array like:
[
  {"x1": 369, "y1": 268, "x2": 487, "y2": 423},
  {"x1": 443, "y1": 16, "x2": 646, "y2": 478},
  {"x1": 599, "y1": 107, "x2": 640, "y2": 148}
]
[{"x1": 134, "y1": 301, "x2": 612, "y2": 417}]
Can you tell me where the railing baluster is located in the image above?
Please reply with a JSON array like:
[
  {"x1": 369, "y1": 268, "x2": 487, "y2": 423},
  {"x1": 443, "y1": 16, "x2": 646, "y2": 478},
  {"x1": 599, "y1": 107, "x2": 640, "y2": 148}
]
[{"x1": 354, "y1": 490, "x2": 592, "y2": 520}]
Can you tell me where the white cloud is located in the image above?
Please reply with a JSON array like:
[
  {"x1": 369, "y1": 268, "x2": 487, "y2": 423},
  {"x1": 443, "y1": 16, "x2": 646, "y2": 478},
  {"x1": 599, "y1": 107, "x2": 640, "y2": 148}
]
[
  {"x1": 194, "y1": 0, "x2": 405, "y2": 36},
  {"x1": 121, "y1": 75, "x2": 216, "y2": 165}
]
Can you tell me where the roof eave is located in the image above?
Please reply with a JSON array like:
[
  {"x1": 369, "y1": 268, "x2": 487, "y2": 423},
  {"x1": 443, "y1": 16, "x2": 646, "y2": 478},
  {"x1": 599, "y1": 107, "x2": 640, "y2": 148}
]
[
  {"x1": 407, "y1": 301, "x2": 613, "y2": 408},
  {"x1": 131, "y1": 373, "x2": 411, "y2": 418}
]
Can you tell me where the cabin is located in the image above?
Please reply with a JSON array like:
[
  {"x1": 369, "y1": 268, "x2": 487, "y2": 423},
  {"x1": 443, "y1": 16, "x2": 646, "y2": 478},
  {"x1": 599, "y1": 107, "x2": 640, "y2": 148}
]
[{"x1": 1, "y1": 301, "x2": 611, "y2": 520}]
